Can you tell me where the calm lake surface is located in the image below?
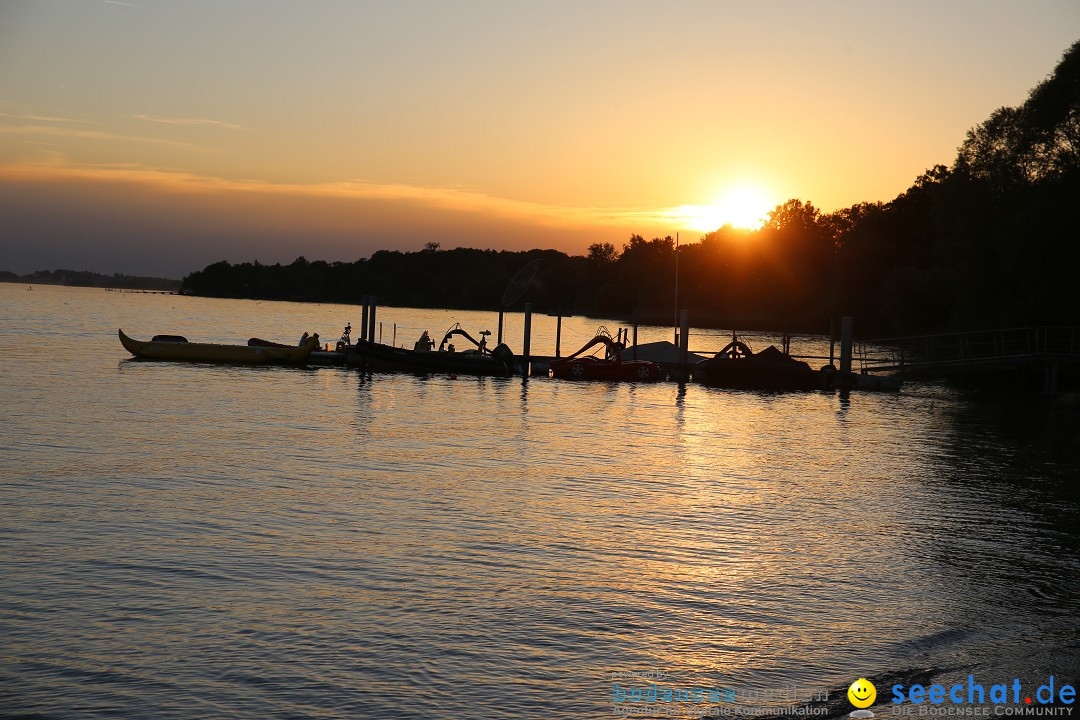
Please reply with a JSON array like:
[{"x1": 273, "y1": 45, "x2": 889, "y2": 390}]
[{"x1": 2, "y1": 283, "x2": 1078, "y2": 719}]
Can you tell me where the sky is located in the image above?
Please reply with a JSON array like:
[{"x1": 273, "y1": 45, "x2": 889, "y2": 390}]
[{"x1": 1, "y1": 1, "x2": 1077, "y2": 278}]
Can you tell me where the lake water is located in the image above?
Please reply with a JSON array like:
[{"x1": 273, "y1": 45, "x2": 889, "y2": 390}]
[{"x1": 2, "y1": 283, "x2": 1078, "y2": 719}]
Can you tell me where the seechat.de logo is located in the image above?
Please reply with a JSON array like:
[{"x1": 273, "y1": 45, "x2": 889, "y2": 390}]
[{"x1": 891, "y1": 676, "x2": 1076, "y2": 707}]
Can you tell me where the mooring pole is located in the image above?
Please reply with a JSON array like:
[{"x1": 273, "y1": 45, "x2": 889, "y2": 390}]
[
  {"x1": 839, "y1": 316, "x2": 854, "y2": 392},
  {"x1": 360, "y1": 295, "x2": 369, "y2": 342},
  {"x1": 673, "y1": 233, "x2": 680, "y2": 346},
  {"x1": 497, "y1": 309, "x2": 504, "y2": 346},
  {"x1": 829, "y1": 318, "x2": 836, "y2": 366},
  {"x1": 632, "y1": 308, "x2": 639, "y2": 361},
  {"x1": 522, "y1": 303, "x2": 532, "y2": 377},
  {"x1": 555, "y1": 312, "x2": 562, "y2": 358},
  {"x1": 679, "y1": 310, "x2": 690, "y2": 374},
  {"x1": 368, "y1": 298, "x2": 377, "y2": 345},
  {"x1": 1045, "y1": 362, "x2": 1059, "y2": 396},
  {"x1": 392, "y1": 323, "x2": 397, "y2": 348}
]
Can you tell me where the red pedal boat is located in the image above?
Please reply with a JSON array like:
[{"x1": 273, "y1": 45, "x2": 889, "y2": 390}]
[{"x1": 549, "y1": 333, "x2": 660, "y2": 382}]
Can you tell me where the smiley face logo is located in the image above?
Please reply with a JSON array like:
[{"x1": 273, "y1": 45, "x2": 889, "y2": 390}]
[{"x1": 848, "y1": 678, "x2": 876, "y2": 708}]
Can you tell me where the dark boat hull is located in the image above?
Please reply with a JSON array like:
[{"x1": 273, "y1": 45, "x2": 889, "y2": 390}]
[
  {"x1": 694, "y1": 361, "x2": 824, "y2": 391},
  {"x1": 346, "y1": 340, "x2": 513, "y2": 376},
  {"x1": 250, "y1": 337, "x2": 345, "y2": 365},
  {"x1": 120, "y1": 329, "x2": 315, "y2": 365},
  {"x1": 694, "y1": 346, "x2": 825, "y2": 391},
  {"x1": 549, "y1": 357, "x2": 660, "y2": 381}
]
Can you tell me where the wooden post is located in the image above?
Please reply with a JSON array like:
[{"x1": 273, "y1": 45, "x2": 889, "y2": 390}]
[
  {"x1": 522, "y1": 303, "x2": 532, "y2": 377},
  {"x1": 673, "y1": 233, "x2": 680, "y2": 346},
  {"x1": 839, "y1": 316, "x2": 854, "y2": 392},
  {"x1": 679, "y1": 310, "x2": 690, "y2": 372},
  {"x1": 829, "y1": 318, "x2": 835, "y2": 366},
  {"x1": 632, "y1": 308, "x2": 639, "y2": 361},
  {"x1": 379, "y1": 321, "x2": 383, "y2": 344},
  {"x1": 497, "y1": 309, "x2": 504, "y2": 346},
  {"x1": 360, "y1": 296, "x2": 369, "y2": 342},
  {"x1": 368, "y1": 298, "x2": 377, "y2": 345},
  {"x1": 392, "y1": 323, "x2": 397, "y2": 348},
  {"x1": 555, "y1": 312, "x2": 562, "y2": 358},
  {"x1": 1045, "y1": 362, "x2": 1059, "y2": 396}
]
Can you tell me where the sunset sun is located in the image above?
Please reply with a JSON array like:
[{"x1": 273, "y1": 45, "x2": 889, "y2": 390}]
[{"x1": 678, "y1": 183, "x2": 776, "y2": 233}]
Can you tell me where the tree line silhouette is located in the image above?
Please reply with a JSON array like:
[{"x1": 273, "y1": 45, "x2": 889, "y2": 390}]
[{"x1": 183, "y1": 41, "x2": 1080, "y2": 336}]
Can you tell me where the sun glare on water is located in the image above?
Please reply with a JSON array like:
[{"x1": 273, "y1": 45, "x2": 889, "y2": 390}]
[{"x1": 677, "y1": 183, "x2": 776, "y2": 233}]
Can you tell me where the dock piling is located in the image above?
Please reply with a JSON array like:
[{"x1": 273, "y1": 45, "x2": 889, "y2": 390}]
[
  {"x1": 632, "y1": 308, "x2": 639, "y2": 361},
  {"x1": 839, "y1": 316, "x2": 854, "y2": 392},
  {"x1": 368, "y1": 298, "x2": 377, "y2": 345},
  {"x1": 1045, "y1": 362, "x2": 1059, "y2": 396},
  {"x1": 522, "y1": 303, "x2": 532, "y2": 377},
  {"x1": 829, "y1": 318, "x2": 835, "y2": 366},
  {"x1": 679, "y1": 310, "x2": 690, "y2": 370},
  {"x1": 555, "y1": 312, "x2": 562, "y2": 358},
  {"x1": 360, "y1": 296, "x2": 369, "y2": 342},
  {"x1": 497, "y1": 309, "x2": 504, "y2": 346}
]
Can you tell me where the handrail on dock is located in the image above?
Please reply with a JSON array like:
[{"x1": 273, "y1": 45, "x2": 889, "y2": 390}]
[{"x1": 855, "y1": 326, "x2": 1080, "y2": 374}]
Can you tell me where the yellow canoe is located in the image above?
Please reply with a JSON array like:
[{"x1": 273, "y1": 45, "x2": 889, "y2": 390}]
[{"x1": 118, "y1": 329, "x2": 316, "y2": 365}]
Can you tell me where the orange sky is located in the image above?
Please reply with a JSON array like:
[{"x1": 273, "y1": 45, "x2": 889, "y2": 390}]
[{"x1": 1, "y1": 1, "x2": 1078, "y2": 277}]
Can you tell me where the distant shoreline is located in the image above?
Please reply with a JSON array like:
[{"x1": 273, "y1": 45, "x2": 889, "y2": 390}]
[{"x1": 1, "y1": 269, "x2": 181, "y2": 292}]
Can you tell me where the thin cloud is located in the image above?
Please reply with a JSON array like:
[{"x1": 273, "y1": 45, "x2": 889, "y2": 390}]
[
  {"x1": 0, "y1": 162, "x2": 669, "y2": 231},
  {"x1": 0, "y1": 112, "x2": 90, "y2": 124},
  {"x1": 0, "y1": 125, "x2": 209, "y2": 152},
  {"x1": 134, "y1": 114, "x2": 248, "y2": 131},
  {"x1": 104, "y1": 1, "x2": 146, "y2": 7}
]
